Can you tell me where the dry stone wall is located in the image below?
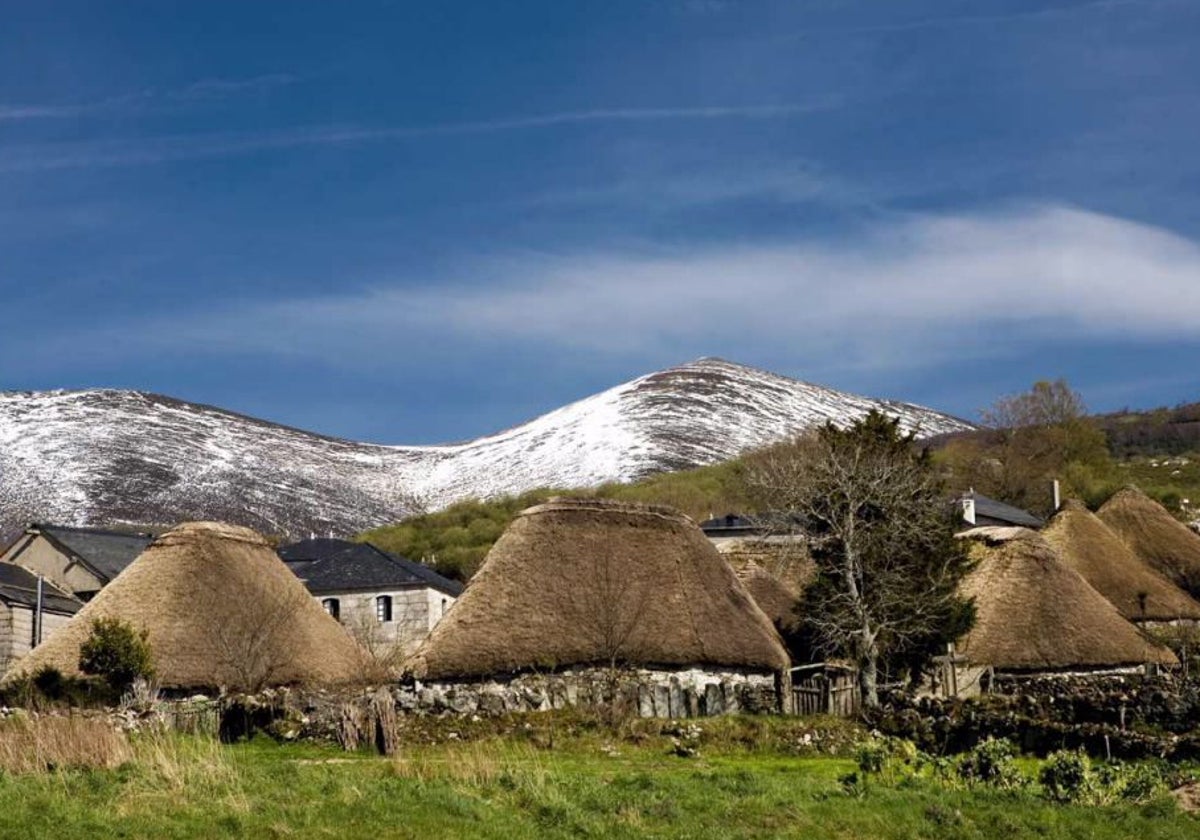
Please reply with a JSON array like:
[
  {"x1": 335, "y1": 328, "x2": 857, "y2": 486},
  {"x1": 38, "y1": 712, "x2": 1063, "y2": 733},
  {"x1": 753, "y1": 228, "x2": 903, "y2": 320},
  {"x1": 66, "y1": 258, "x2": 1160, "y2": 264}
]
[{"x1": 396, "y1": 667, "x2": 779, "y2": 718}]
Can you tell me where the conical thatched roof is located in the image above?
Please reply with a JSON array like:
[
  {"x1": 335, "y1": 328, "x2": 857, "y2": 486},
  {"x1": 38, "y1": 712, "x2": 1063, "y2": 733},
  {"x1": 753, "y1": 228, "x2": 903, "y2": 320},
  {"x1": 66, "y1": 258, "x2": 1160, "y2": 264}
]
[
  {"x1": 8, "y1": 522, "x2": 365, "y2": 688},
  {"x1": 407, "y1": 498, "x2": 790, "y2": 679},
  {"x1": 1043, "y1": 500, "x2": 1200, "y2": 622},
  {"x1": 955, "y1": 528, "x2": 1176, "y2": 671},
  {"x1": 734, "y1": 560, "x2": 803, "y2": 636},
  {"x1": 1099, "y1": 486, "x2": 1200, "y2": 596}
]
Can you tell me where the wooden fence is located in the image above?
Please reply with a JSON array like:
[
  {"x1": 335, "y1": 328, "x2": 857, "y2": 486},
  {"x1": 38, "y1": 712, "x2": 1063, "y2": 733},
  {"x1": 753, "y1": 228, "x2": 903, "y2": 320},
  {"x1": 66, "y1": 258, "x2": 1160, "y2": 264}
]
[{"x1": 789, "y1": 664, "x2": 861, "y2": 717}]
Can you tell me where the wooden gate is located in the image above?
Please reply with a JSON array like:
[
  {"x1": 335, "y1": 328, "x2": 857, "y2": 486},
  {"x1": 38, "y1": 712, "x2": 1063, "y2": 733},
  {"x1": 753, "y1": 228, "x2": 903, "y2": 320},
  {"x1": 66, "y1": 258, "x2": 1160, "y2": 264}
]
[{"x1": 789, "y1": 663, "x2": 861, "y2": 717}]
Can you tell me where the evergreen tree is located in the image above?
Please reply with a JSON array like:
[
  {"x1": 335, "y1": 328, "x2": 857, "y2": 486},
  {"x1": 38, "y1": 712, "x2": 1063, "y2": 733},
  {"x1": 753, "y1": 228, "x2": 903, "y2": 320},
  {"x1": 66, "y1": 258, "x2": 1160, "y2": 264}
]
[{"x1": 744, "y1": 411, "x2": 975, "y2": 706}]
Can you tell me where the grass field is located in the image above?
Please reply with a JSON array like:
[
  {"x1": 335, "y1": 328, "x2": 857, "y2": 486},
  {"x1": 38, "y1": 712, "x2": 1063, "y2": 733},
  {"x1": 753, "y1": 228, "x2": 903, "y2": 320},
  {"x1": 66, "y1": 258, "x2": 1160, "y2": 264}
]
[{"x1": 0, "y1": 724, "x2": 1196, "y2": 839}]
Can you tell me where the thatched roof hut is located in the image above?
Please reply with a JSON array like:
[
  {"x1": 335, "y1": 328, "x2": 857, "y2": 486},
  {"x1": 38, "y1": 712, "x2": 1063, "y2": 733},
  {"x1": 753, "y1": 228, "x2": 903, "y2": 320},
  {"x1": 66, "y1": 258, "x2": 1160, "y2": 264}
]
[
  {"x1": 1044, "y1": 500, "x2": 1200, "y2": 622},
  {"x1": 8, "y1": 522, "x2": 365, "y2": 689},
  {"x1": 733, "y1": 560, "x2": 803, "y2": 636},
  {"x1": 407, "y1": 498, "x2": 790, "y2": 680},
  {"x1": 1099, "y1": 486, "x2": 1200, "y2": 596},
  {"x1": 715, "y1": 538, "x2": 816, "y2": 591},
  {"x1": 955, "y1": 527, "x2": 1176, "y2": 671}
]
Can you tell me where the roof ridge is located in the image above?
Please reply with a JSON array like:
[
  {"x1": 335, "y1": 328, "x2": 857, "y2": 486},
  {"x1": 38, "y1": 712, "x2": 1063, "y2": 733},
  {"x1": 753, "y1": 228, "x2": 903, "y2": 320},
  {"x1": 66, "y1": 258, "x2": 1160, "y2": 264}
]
[{"x1": 35, "y1": 522, "x2": 158, "y2": 538}]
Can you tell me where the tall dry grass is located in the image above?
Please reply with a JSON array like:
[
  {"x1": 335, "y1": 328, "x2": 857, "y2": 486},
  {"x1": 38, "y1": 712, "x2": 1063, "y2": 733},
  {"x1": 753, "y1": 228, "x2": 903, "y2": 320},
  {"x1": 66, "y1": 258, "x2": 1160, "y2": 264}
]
[
  {"x1": 0, "y1": 715, "x2": 132, "y2": 774},
  {"x1": 390, "y1": 740, "x2": 548, "y2": 789},
  {"x1": 112, "y1": 728, "x2": 248, "y2": 817}
]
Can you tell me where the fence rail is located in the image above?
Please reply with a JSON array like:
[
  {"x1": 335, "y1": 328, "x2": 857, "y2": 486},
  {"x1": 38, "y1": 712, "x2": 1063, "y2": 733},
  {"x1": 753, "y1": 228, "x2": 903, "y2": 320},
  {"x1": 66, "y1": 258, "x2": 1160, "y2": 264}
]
[{"x1": 789, "y1": 664, "x2": 861, "y2": 717}]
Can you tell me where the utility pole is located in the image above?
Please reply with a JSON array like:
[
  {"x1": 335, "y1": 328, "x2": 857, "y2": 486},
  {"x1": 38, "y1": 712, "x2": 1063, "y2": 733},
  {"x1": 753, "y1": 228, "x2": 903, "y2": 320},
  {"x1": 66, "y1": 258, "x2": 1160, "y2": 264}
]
[{"x1": 33, "y1": 574, "x2": 44, "y2": 647}]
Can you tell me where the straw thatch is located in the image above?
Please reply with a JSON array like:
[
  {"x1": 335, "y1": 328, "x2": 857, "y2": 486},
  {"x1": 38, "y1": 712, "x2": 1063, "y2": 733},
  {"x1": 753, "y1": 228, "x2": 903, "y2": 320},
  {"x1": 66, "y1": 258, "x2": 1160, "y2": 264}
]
[
  {"x1": 1043, "y1": 500, "x2": 1200, "y2": 622},
  {"x1": 407, "y1": 498, "x2": 790, "y2": 679},
  {"x1": 734, "y1": 560, "x2": 803, "y2": 635},
  {"x1": 955, "y1": 528, "x2": 1176, "y2": 671},
  {"x1": 8, "y1": 522, "x2": 365, "y2": 688},
  {"x1": 1099, "y1": 486, "x2": 1200, "y2": 596},
  {"x1": 715, "y1": 538, "x2": 816, "y2": 594}
]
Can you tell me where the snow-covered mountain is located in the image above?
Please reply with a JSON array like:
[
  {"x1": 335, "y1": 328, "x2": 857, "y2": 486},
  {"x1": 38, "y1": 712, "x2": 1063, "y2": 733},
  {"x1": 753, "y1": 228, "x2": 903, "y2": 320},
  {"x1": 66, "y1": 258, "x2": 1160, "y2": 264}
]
[{"x1": 0, "y1": 358, "x2": 973, "y2": 539}]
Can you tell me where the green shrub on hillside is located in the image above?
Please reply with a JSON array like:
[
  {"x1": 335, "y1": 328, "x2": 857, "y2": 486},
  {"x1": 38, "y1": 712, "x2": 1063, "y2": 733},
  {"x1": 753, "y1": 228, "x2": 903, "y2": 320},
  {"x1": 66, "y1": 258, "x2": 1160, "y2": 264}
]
[
  {"x1": 360, "y1": 460, "x2": 752, "y2": 581},
  {"x1": 362, "y1": 490, "x2": 561, "y2": 580}
]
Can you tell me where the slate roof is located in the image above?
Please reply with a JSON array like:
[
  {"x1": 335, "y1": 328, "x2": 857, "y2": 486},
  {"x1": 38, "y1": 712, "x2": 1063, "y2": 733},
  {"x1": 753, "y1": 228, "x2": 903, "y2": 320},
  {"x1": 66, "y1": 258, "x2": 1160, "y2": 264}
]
[
  {"x1": 34, "y1": 524, "x2": 156, "y2": 585},
  {"x1": 961, "y1": 492, "x2": 1044, "y2": 529},
  {"x1": 0, "y1": 563, "x2": 82, "y2": 615},
  {"x1": 277, "y1": 537, "x2": 354, "y2": 563},
  {"x1": 699, "y1": 512, "x2": 809, "y2": 537},
  {"x1": 700, "y1": 513, "x2": 763, "y2": 534},
  {"x1": 278, "y1": 538, "x2": 463, "y2": 596}
]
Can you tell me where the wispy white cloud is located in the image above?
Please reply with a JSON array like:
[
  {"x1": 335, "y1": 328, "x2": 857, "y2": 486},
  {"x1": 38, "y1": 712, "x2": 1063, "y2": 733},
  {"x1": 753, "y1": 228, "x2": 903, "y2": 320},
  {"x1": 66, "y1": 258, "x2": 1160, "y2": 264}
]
[
  {"x1": 519, "y1": 163, "x2": 882, "y2": 213},
  {"x1": 0, "y1": 97, "x2": 135, "y2": 122},
  {"x1": 167, "y1": 73, "x2": 298, "y2": 101},
  {"x1": 793, "y1": 0, "x2": 1160, "y2": 38},
  {"x1": 0, "y1": 101, "x2": 836, "y2": 173},
  {"x1": 53, "y1": 205, "x2": 1200, "y2": 377},
  {"x1": 0, "y1": 74, "x2": 297, "y2": 123}
]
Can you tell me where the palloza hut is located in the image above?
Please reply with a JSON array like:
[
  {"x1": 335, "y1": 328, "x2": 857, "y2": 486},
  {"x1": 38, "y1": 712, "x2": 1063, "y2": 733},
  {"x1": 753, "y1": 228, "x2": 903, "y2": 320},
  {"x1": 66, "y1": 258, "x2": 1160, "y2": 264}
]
[
  {"x1": 1043, "y1": 500, "x2": 1200, "y2": 624},
  {"x1": 712, "y1": 537, "x2": 813, "y2": 638},
  {"x1": 732, "y1": 560, "x2": 804, "y2": 637},
  {"x1": 7, "y1": 522, "x2": 365, "y2": 689},
  {"x1": 1099, "y1": 486, "x2": 1200, "y2": 597},
  {"x1": 406, "y1": 498, "x2": 790, "y2": 681},
  {"x1": 947, "y1": 528, "x2": 1175, "y2": 692}
]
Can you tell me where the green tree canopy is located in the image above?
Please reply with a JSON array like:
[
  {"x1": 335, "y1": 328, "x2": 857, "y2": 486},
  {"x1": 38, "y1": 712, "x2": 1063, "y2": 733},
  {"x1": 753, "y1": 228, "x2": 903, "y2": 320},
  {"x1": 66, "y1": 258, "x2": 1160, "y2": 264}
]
[{"x1": 743, "y1": 411, "x2": 976, "y2": 707}]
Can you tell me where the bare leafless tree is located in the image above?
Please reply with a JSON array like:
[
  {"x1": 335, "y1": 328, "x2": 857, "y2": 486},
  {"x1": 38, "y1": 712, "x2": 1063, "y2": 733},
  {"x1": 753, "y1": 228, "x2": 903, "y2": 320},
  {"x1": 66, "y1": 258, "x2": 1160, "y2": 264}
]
[
  {"x1": 743, "y1": 411, "x2": 975, "y2": 707},
  {"x1": 564, "y1": 543, "x2": 654, "y2": 672},
  {"x1": 344, "y1": 610, "x2": 407, "y2": 683},
  {"x1": 204, "y1": 583, "x2": 312, "y2": 693},
  {"x1": 952, "y1": 378, "x2": 1111, "y2": 515},
  {"x1": 558, "y1": 542, "x2": 655, "y2": 726}
]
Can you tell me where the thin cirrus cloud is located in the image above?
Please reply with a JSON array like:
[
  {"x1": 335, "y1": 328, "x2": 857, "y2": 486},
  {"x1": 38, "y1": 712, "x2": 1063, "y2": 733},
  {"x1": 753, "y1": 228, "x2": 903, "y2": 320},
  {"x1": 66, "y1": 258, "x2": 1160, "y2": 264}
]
[
  {"x1": 0, "y1": 74, "x2": 297, "y2": 123},
  {"x1": 787, "y1": 0, "x2": 1152, "y2": 38},
  {"x1": 0, "y1": 101, "x2": 836, "y2": 174},
  {"x1": 89, "y1": 204, "x2": 1200, "y2": 375}
]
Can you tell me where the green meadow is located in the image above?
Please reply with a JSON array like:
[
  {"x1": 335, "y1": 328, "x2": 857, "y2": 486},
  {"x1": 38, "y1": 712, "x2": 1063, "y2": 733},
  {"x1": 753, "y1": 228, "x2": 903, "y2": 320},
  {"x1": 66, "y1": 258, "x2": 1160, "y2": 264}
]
[{"x1": 0, "y1": 720, "x2": 1195, "y2": 839}]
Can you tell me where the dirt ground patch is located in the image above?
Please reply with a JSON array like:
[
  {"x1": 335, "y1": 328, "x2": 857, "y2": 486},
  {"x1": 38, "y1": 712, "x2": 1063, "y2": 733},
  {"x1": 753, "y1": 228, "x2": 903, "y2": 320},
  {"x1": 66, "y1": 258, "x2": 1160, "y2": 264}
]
[{"x1": 1171, "y1": 782, "x2": 1200, "y2": 814}]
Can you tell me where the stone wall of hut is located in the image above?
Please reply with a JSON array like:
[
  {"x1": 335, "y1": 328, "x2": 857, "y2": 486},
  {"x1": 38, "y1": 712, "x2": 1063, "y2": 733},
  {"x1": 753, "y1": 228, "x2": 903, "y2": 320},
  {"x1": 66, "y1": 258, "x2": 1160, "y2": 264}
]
[
  {"x1": 398, "y1": 667, "x2": 779, "y2": 718},
  {"x1": 131, "y1": 667, "x2": 782, "y2": 745}
]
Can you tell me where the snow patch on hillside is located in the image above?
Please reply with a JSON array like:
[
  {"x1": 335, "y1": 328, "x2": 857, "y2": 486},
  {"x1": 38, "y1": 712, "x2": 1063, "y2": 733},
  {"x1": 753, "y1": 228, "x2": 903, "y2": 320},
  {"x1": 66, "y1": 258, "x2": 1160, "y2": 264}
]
[{"x1": 0, "y1": 358, "x2": 973, "y2": 538}]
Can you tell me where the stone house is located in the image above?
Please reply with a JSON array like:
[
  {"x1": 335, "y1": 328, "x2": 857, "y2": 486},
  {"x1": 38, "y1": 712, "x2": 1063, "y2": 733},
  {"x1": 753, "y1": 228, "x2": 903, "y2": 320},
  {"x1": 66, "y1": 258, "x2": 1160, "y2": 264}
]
[
  {"x1": 0, "y1": 563, "x2": 81, "y2": 673},
  {"x1": 958, "y1": 491, "x2": 1044, "y2": 529},
  {"x1": 0, "y1": 523, "x2": 155, "y2": 601},
  {"x1": 277, "y1": 538, "x2": 463, "y2": 654}
]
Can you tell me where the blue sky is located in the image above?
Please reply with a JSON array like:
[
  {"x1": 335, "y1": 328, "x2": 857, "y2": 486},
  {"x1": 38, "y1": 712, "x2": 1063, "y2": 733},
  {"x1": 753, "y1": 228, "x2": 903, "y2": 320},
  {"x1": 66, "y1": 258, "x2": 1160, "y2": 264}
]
[{"x1": 2, "y1": 0, "x2": 1198, "y2": 443}]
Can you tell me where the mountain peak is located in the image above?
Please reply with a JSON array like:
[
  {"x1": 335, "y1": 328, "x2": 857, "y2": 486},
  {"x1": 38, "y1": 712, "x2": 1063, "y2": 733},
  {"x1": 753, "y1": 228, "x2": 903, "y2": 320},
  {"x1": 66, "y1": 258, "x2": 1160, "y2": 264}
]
[{"x1": 0, "y1": 362, "x2": 973, "y2": 539}]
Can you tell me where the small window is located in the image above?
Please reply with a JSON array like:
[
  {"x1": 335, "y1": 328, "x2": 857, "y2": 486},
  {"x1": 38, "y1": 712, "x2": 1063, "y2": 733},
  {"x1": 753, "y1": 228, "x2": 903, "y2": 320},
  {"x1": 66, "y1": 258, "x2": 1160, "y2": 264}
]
[
  {"x1": 322, "y1": 598, "x2": 340, "y2": 621},
  {"x1": 441, "y1": 598, "x2": 449, "y2": 617},
  {"x1": 376, "y1": 595, "x2": 393, "y2": 623}
]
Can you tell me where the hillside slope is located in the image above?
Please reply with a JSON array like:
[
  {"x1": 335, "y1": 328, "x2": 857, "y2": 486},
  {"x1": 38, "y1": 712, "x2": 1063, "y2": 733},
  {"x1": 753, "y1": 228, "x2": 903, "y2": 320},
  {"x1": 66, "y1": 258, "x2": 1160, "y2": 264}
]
[{"x1": 0, "y1": 358, "x2": 972, "y2": 538}]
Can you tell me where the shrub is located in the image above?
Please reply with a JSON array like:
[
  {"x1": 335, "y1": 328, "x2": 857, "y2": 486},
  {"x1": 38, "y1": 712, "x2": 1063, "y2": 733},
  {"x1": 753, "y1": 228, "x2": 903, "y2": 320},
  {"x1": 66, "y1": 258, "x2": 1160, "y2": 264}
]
[
  {"x1": 1041, "y1": 753, "x2": 1169, "y2": 806},
  {"x1": 2, "y1": 666, "x2": 109, "y2": 709},
  {"x1": 1106, "y1": 762, "x2": 1166, "y2": 804},
  {"x1": 957, "y1": 737, "x2": 1024, "y2": 790},
  {"x1": 854, "y1": 735, "x2": 918, "y2": 786},
  {"x1": 32, "y1": 666, "x2": 65, "y2": 699},
  {"x1": 79, "y1": 617, "x2": 154, "y2": 691},
  {"x1": 1039, "y1": 749, "x2": 1091, "y2": 803}
]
